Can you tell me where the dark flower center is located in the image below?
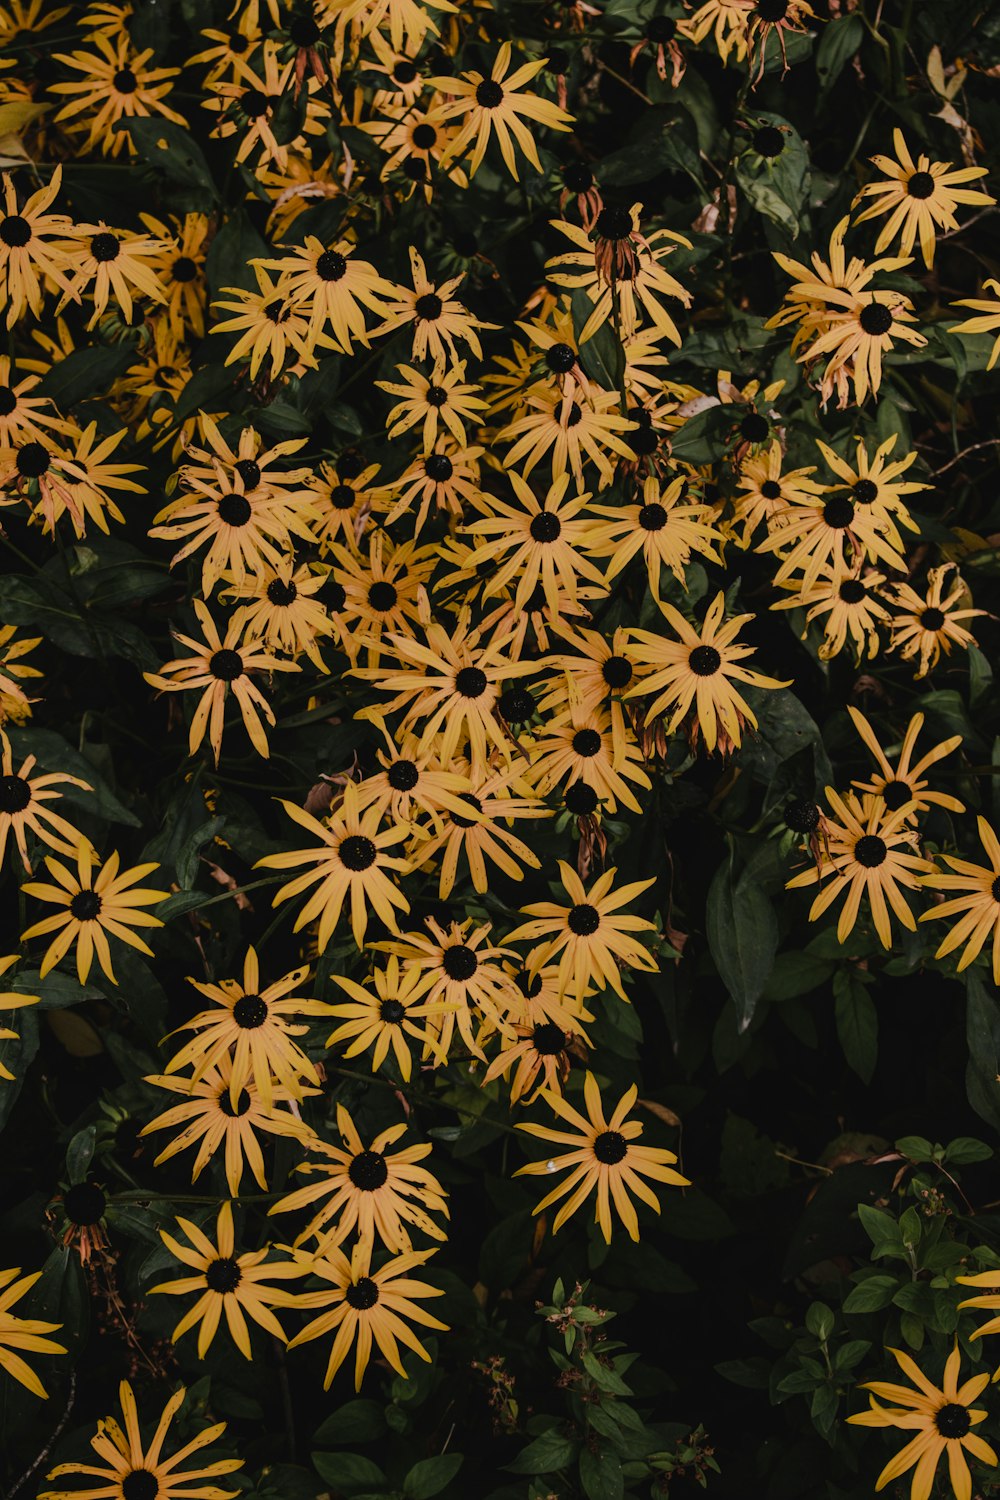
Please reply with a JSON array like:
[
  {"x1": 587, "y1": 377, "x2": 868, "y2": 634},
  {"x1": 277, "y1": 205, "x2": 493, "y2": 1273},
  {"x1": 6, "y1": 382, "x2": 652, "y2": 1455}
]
[
  {"x1": 90, "y1": 232, "x2": 120, "y2": 262},
  {"x1": 324, "y1": 581, "x2": 347, "y2": 611},
  {"x1": 0, "y1": 385, "x2": 16, "y2": 415},
  {"x1": 121, "y1": 1471, "x2": 159, "y2": 1500},
  {"x1": 415, "y1": 292, "x2": 443, "y2": 320},
  {"x1": 205, "y1": 1257, "x2": 242, "y2": 1293},
  {"x1": 907, "y1": 170, "x2": 936, "y2": 200},
  {"x1": 219, "y1": 1088, "x2": 252, "y2": 1117},
  {"x1": 210, "y1": 649, "x2": 244, "y2": 681},
  {"x1": 289, "y1": 15, "x2": 321, "y2": 45},
  {"x1": 689, "y1": 645, "x2": 722, "y2": 676},
  {"x1": 17, "y1": 441, "x2": 50, "y2": 477},
  {"x1": 859, "y1": 302, "x2": 894, "y2": 336},
  {"x1": 756, "y1": 0, "x2": 788, "y2": 18},
  {"x1": 476, "y1": 79, "x2": 504, "y2": 108},
  {"x1": 229, "y1": 32, "x2": 250, "y2": 52},
  {"x1": 380, "y1": 998, "x2": 405, "y2": 1023},
  {"x1": 593, "y1": 1130, "x2": 628, "y2": 1164},
  {"x1": 235, "y1": 458, "x2": 261, "y2": 488},
  {"x1": 426, "y1": 385, "x2": 448, "y2": 407},
  {"x1": 514, "y1": 968, "x2": 542, "y2": 998},
  {"x1": 853, "y1": 478, "x2": 878, "y2": 505},
  {"x1": 412, "y1": 122, "x2": 437, "y2": 149},
  {"x1": 545, "y1": 342, "x2": 577, "y2": 374},
  {"x1": 233, "y1": 993, "x2": 268, "y2": 1028},
  {"x1": 241, "y1": 88, "x2": 271, "y2": 117},
  {"x1": 595, "y1": 206, "x2": 633, "y2": 241},
  {"x1": 218, "y1": 493, "x2": 252, "y2": 526},
  {"x1": 455, "y1": 666, "x2": 488, "y2": 698},
  {"x1": 346, "y1": 1276, "x2": 380, "y2": 1309},
  {"x1": 565, "y1": 782, "x2": 599, "y2": 815},
  {"x1": 451, "y1": 792, "x2": 483, "y2": 829},
  {"x1": 442, "y1": 944, "x2": 478, "y2": 980},
  {"x1": 172, "y1": 255, "x2": 198, "y2": 282},
  {"x1": 572, "y1": 729, "x2": 602, "y2": 757},
  {"x1": 264, "y1": 300, "x2": 290, "y2": 324},
  {"x1": 639, "y1": 502, "x2": 667, "y2": 531},
  {"x1": 330, "y1": 483, "x2": 356, "y2": 510},
  {"x1": 532, "y1": 1023, "x2": 567, "y2": 1056},
  {"x1": 568, "y1": 903, "x2": 600, "y2": 936},
  {"x1": 753, "y1": 125, "x2": 784, "y2": 158},
  {"x1": 823, "y1": 496, "x2": 855, "y2": 529},
  {"x1": 563, "y1": 163, "x2": 594, "y2": 193},
  {"x1": 631, "y1": 423, "x2": 660, "y2": 456},
  {"x1": 546, "y1": 47, "x2": 568, "y2": 73},
  {"x1": 992, "y1": 876, "x2": 1000, "y2": 904},
  {"x1": 368, "y1": 580, "x2": 398, "y2": 612},
  {"x1": 114, "y1": 67, "x2": 137, "y2": 93},
  {"x1": 499, "y1": 686, "x2": 535, "y2": 723},
  {"x1": 348, "y1": 1150, "x2": 389, "y2": 1190},
  {"x1": 740, "y1": 412, "x2": 769, "y2": 442},
  {"x1": 0, "y1": 774, "x2": 31, "y2": 813},
  {"x1": 566, "y1": 402, "x2": 583, "y2": 428},
  {"x1": 70, "y1": 890, "x2": 102, "y2": 920},
  {"x1": 317, "y1": 249, "x2": 347, "y2": 281},
  {"x1": 935, "y1": 1403, "x2": 971, "y2": 1438},
  {"x1": 339, "y1": 835, "x2": 377, "y2": 871},
  {"x1": 425, "y1": 453, "x2": 453, "y2": 481},
  {"x1": 530, "y1": 510, "x2": 562, "y2": 543},
  {"x1": 403, "y1": 158, "x2": 424, "y2": 185},
  {"x1": 854, "y1": 834, "x2": 887, "y2": 868},
  {"x1": 760, "y1": 479, "x2": 782, "y2": 500},
  {"x1": 839, "y1": 579, "x2": 867, "y2": 603},
  {"x1": 0, "y1": 214, "x2": 31, "y2": 247},
  {"x1": 64, "y1": 1182, "x2": 106, "y2": 1226},
  {"x1": 267, "y1": 578, "x2": 297, "y2": 605},
  {"x1": 647, "y1": 15, "x2": 677, "y2": 41},
  {"x1": 602, "y1": 655, "x2": 633, "y2": 689},
  {"x1": 921, "y1": 607, "x2": 946, "y2": 631},
  {"x1": 881, "y1": 780, "x2": 912, "y2": 811},
  {"x1": 388, "y1": 758, "x2": 419, "y2": 791},
  {"x1": 338, "y1": 450, "x2": 365, "y2": 479},
  {"x1": 393, "y1": 60, "x2": 418, "y2": 83},
  {"x1": 785, "y1": 799, "x2": 819, "y2": 833}
]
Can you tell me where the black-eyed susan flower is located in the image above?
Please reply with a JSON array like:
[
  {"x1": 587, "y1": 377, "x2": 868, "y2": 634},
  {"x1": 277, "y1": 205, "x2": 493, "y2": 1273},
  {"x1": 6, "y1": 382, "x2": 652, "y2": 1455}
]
[
  {"x1": 374, "y1": 246, "x2": 497, "y2": 365},
  {"x1": 546, "y1": 211, "x2": 692, "y2": 345},
  {"x1": 815, "y1": 433, "x2": 926, "y2": 539},
  {"x1": 754, "y1": 485, "x2": 906, "y2": 594},
  {"x1": 140, "y1": 212, "x2": 210, "y2": 341},
  {"x1": 149, "y1": 1201, "x2": 304, "y2": 1360},
  {"x1": 380, "y1": 918, "x2": 519, "y2": 1061},
  {"x1": 412, "y1": 759, "x2": 549, "y2": 897},
  {"x1": 310, "y1": 455, "x2": 384, "y2": 553},
  {"x1": 202, "y1": 44, "x2": 296, "y2": 168},
  {"x1": 529, "y1": 709, "x2": 652, "y2": 816},
  {"x1": 515, "y1": 1072, "x2": 688, "y2": 1241},
  {"x1": 376, "y1": 360, "x2": 488, "y2": 449},
  {"x1": 41, "y1": 1380, "x2": 243, "y2": 1500},
  {"x1": 884, "y1": 563, "x2": 986, "y2": 678},
  {"x1": 211, "y1": 263, "x2": 318, "y2": 381},
  {"x1": 0, "y1": 729, "x2": 91, "y2": 872},
  {"x1": 771, "y1": 567, "x2": 891, "y2": 662},
  {"x1": 269, "y1": 1101, "x2": 448, "y2": 1253},
  {"x1": 920, "y1": 817, "x2": 1000, "y2": 984},
  {"x1": 327, "y1": 533, "x2": 435, "y2": 667},
  {"x1": 685, "y1": 0, "x2": 750, "y2": 64},
  {"x1": 0, "y1": 1267, "x2": 66, "y2": 1399},
  {"x1": 0, "y1": 358, "x2": 69, "y2": 446},
  {"x1": 849, "y1": 707, "x2": 965, "y2": 818},
  {"x1": 0, "y1": 625, "x2": 41, "y2": 725},
  {"x1": 224, "y1": 559, "x2": 334, "y2": 671},
  {"x1": 142, "y1": 1056, "x2": 317, "y2": 1196},
  {"x1": 592, "y1": 472, "x2": 725, "y2": 591},
  {"x1": 481, "y1": 1014, "x2": 588, "y2": 1105},
  {"x1": 287, "y1": 1242, "x2": 447, "y2": 1391},
  {"x1": 362, "y1": 100, "x2": 469, "y2": 200},
  {"x1": 61, "y1": 221, "x2": 168, "y2": 326},
  {"x1": 0, "y1": 955, "x2": 38, "y2": 1080},
  {"x1": 431, "y1": 42, "x2": 573, "y2": 180},
  {"x1": 29, "y1": 421, "x2": 145, "y2": 539},
  {"x1": 846, "y1": 1344, "x2": 996, "y2": 1500},
  {"x1": 957, "y1": 1263, "x2": 1000, "y2": 1343},
  {"x1": 21, "y1": 848, "x2": 167, "y2": 984},
  {"x1": 258, "y1": 236, "x2": 399, "y2": 353},
  {"x1": 539, "y1": 623, "x2": 639, "y2": 769},
  {"x1": 381, "y1": 441, "x2": 486, "y2": 534},
  {"x1": 0, "y1": 167, "x2": 76, "y2": 327},
  {"x1": 785, "y1": 788, "x2": 935, "y2": 949},
  {"x1": 730, "y1": 441, "x2": 826, "y2": 548},
  {"x1": 325, "y1": 955, "x2": 449, "y2": 1081},
  {"x1": 143, "y1": 601, "x2": 300, "y2": 764},
  {"x1": 627, "y1": 592, "x2": 789, "y2": 756},
  {"x1": 353, "y1": 725, "x2": 479, "y2": 835},
  {"x1": 507, "y1": 861, "x2": 658, "y2": 1004},
  {"x1": 163, "y1": 947, "x2": 331, "y2": 1109},
  {"x1": 257, "y1": 781, "x2": 412, "y2": 950},
  {"x1": 497, "y1": 388, "x2": 638, "y2": 489},
  {"x1": 51, "y1": 35, "x2": 185, "y2": 158},
  {"x1": 852, "y1": 129, "x2": 994, "y2": 268},
  {"x1": 952, "y1": 279, "x2": 1000, "y2": 370}
]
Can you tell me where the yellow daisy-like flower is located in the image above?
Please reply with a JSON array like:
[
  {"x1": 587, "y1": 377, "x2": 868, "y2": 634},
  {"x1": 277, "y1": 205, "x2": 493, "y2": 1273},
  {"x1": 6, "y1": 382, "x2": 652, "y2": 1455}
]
[
  {"x1": 626, "y1": 592, "x2": 790, "y2": 756},
  {"x1": 21, "y1": 847, "x2": 167, "y2": 984},
  {"x1": 0, "y1": 1266, "x2": 66, "y2": 1399},
  {"x1": 287, "y1": 1242, "x2": 447, "y2": 1392},
  {"x1": 815, "y1": 433, "x2": 925, "y2": 544},
  {"x1": 140, "y1": 211, "x2": 210, "y2": 341},
  {"x1": 884, "y1": 563, "x2": 986, "y2": 679},
  {"x1": 325, "y1": 954, "x2": 450, "y2": 1081},
  {"x1": 481, "y1": 1015, "x2": 588, "y2": 1105},
  {"x1": 257, "y1": 237, "x2": 398, "y2": 353},
  {"x1": 951, "y1": 278, "x2": 1000, "y2": 370},
  {"x1": 163, "y1": 947, "x2": 331, "y2": 1109},
  {"x1": 957, "y1": 1261, "x2": 1000, "y2": 1341},
  {"x1": 51, "y1": 35, "x2": 185, "y2": 158},
  {"x1": 375, "y1": 246, "x2": 497, "y2": 366},
  {"x1": 515, "y1": 1072, "x2": 689, "y2": 1242},
  {"x1": 592, "y1": 472, "x2": 725, "y2": 591},
  {"x1": 0, "y1": 167, "x2": 76, "y2": 328},
  {"x1": 920, "y1": 817, "x2": 1000, "y2": 985},
  {"x1": 848, "y1": 707, "x2": 965, "y2": 818},
  {"x1": 0, "y1": 955, "x2": 39, "y2": 1081},
  {"x1": 141, "y1": 1055, "x2": 317, "y2": 1196},
  {"x1": 846, "y1": 1344, "x2": 996, "y2": 1500},
  {"x1": 362, "y1": 100, "x2": 469, "y2": 200},
  {"x1": 256, "y1": 781, "x2": 412, "y2": 950},
  {"x1": 730, "y1": 440, "x2": 826, "y2": 548},
  {"x1": 223, "y1": 559, "x2": 335, "y2": 672},
  {"x1": 269, "y1": 1101, "x2": 448, "y2": 1253},
  {"x1": 529, "y1": 708, "x2": 652, "y2": 816},
  {"x1": 771, "y1": 567, "x2": 892, "y2": 662},
  {"x1": 852, "y1": 128, "x2": 994, "y2": 268},
  {"x1": 546, "y1": 211, "x2": 692, "y2": 345},
  {"x1": 376, "y1": 360, "x2": 488, "y2": 450},
  {"x1": 0, "y1": 728, "x2": 91, "y2": 872},
  {"x1": 0, "y1": 624, "x2": 41, "y2": 725},
  {"x1": 412, "y1": 758, "x2": 549, "y2": 898},
  {"x1": 211, "y1": 263, "x2": 318, "y2": 381},
  {"x1": 754, "y1": 483, "x2": 906, "y2": 594},
  {"x1": 507, "y1": 861, "x2": 658, "y2": 1004},
  {"x1": 60, "y1": 222, "x2": 168, "y2": 327},
  {"x1": 41, "y1": 1380, "x2": 243, "y2": 1500},
  {"x1": 497, "y1": 387, "x2": 639, "y2": 489},
  {"x1": 431, "y1": 42, "x2": 573, "y2": 180},
  {"x1": 150, "y1": 1201, "x2": 304, "y2": 1360},
  {"x1": 785, "y1": 788, "x2": 935, "y2": 949},
  {"x1": 378, "y1": 917, "x2": 519, "y2": 1062}
]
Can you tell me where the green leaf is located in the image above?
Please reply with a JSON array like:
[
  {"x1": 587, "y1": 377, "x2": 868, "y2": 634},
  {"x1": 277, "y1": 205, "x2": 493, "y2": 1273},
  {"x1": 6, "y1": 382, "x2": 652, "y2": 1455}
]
[
  {"x1": 944, "y1": 1137, "x2": 993, "y2": 1165},
  {"x1": 805, "y1": 1302, "x2": 834, "y2": 1340},
  {"x1": 505, "y1": 1429, "x2": 579, "y2": 1474},
  {"x1": 37, "y1": 347, "x2": 134, "y2": 410},
  {"x1": 706, "y1": 852, "x2": 779, "y2": 1031},
  {"x1": 313, "y1": 1401, "x2": 386, "y2": 1446},
  {"x1": 966, "y1": 971, "x2": 1000, "y2": 1133},
  {"x1": 842, "y1": 1275, "x2": 898, "y2": 1313},
  {"x1": 311, "y1": 1453, "x2": 387, "y2": 1495},
  {"x1": 579, "y1": 1445, "x2": 624, "y2": 1500},
  {"x1": 834, "y1": 970, "x2": 878, "y2": 1082},
  {"x1": 207, "y1": 212, "x2": 271, "y2": 298},
  {"x1": 119, "y1": 118, "x2": 216, "y2": 197},
  {"x1": 857, "y1": 1204, "x2": 903, "y2": 1258},
  {"x1": 815, "y1": 13, "x2": 865, "y2": 93},
  {"x1": 715, "y1": 1357, "x2": 770, "y2": 1388},
  {"x1": 403, "y1": 1453, "x2": 463, "y2": 1498},
  {"x1": 66, "y1": 1124, "x2": 97, "y2": 1184}
]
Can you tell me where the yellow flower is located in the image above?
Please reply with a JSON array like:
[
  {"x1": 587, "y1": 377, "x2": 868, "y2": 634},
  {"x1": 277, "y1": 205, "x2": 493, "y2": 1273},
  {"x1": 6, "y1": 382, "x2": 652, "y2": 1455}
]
[
  {"x1": 884, "y1": 563, "x2": 986, "y2": 678},
  {"x1": 374, "y1": 246, "x2": 497, "y2": 364},
  {"x1": 771, "y1": 567, "x2": 891, "y2": 662},
  {"x1": 529, "y1": 708, "x2": 652, "y2": 816},
  {"x1": 60, "y1": 221, "x2": 168, "y2": 328},
  {"x1": 515, "y1": 1072, "x2": 688, "y2": 1242},
  {"x1": 431, "y1": 42, "x2": 573, "y2": 180},
  {"x1": 412, "y1": 758, "x2": 549, "y2": 898},
  {"x1": 951, "y1": 278, "x2": 1000, "y2": 370},
  {"x1": 211, "y1": 262, "x2": 319, "y2": 380},
  {"x1": 0, "y1": 624, "x2": 42, "y2": 725},
  {"x1": 497, "y1": 387, "x2": 639, "y2": 489},
  {"x1": 0, "y1": 955, "x2": 39, "y2": 1081},
  {"x1": 378, "y1": 917, "x2": 519, "y2": 1062},
  {"x1": 592, "y1": 472, "x2": 724, "y2": 589},
  {"x1": 730, "y1": 440, "x2": 826, "y2": 548},
  {"x1": 325, "y1": 954, "x2": 450, "y2": 1081},
  {"x1": 0, "y1": 727, "x2": 91, "y2": 872},
  {"x1": 51, "y1": 34, "x2": 185, "y2": 158},
  {"x1": 0, "y1": 167, "x2": 76, "y2": 327},
  {"x1": 258, "y1": 236, "x2": 399, "y2": 353},
  {"x1": 21, "y1": 847, "x2": 167, "y2": 984},
  {"x1": 376, "y1": 360, "x2": 488, "y2": 449},
  {"x1": 920, "y1": 816, "x2": 1000, "y2": 984},
  {"x1": 846, "y1": 1344, "x2": 996, "y2": 1500},
  {"x1": 0, "y1": 1266, "x2": 66, "y2": 1400},
  {"x1": 852, "y1": 128, "x2": 994, "y2": 267},
  {"x1": 546, "y1": 211, "x2": 691, "y2": 345},
  {"x1": 848, "y1": 707, "x2": 965, "y2": 818}
]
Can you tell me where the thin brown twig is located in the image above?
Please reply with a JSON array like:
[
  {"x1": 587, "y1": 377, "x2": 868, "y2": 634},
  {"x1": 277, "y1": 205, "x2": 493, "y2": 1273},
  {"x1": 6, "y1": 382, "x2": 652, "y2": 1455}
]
[
  {"x1": 4, "y1": 1370, "x2": 76, "y2": 1500},
  {"x1": 932, "y1": 439, "x2": 1000, "y2": 476}
]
